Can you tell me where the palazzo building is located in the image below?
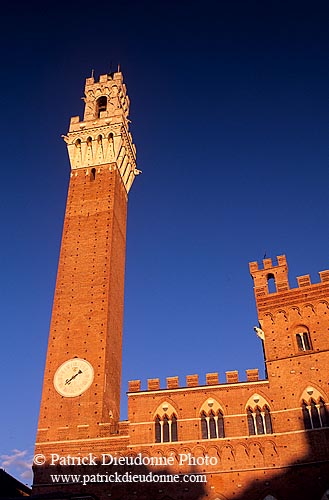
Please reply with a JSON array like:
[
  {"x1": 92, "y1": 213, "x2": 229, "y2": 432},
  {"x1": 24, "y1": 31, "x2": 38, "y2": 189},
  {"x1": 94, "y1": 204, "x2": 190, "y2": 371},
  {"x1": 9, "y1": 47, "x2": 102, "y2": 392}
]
[{"x1": 32, "y1": 72, "x2": 329, "y2": 500}]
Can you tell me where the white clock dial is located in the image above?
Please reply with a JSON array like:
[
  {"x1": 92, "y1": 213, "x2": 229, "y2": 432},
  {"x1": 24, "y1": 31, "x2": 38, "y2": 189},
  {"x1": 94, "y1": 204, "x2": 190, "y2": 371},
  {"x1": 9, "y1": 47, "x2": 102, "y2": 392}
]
[{"x1": 53, "y1": 358, "x2": 94, "y2": 397}]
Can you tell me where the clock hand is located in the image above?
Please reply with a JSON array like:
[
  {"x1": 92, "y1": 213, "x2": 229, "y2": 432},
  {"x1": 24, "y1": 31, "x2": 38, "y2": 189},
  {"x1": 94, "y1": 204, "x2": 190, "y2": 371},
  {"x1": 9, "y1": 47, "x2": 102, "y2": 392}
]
[{"x1": 65, "y1": 369, "x2": 83, "y2": 385}]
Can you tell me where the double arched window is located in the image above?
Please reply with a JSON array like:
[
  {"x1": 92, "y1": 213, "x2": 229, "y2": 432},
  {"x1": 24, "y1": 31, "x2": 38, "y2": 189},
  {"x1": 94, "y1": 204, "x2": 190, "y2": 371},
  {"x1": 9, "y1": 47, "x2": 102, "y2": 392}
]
[{"x1": 296, "y1": 331, "x2": 312, "y2": 351}]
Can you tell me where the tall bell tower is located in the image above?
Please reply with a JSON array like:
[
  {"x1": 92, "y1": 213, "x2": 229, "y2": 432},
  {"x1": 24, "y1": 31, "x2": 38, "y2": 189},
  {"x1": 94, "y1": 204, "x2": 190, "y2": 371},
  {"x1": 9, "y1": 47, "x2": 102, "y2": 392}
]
[{"x1": 35, "y1": 71, "x2": 139, "y2": 446}]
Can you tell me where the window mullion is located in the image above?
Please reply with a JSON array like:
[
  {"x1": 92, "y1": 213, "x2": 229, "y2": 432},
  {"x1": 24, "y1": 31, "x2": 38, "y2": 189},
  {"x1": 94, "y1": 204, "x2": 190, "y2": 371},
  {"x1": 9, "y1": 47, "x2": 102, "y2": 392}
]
[{"x1": 168, "y1": 418, "x2": 172, "y2": 442}]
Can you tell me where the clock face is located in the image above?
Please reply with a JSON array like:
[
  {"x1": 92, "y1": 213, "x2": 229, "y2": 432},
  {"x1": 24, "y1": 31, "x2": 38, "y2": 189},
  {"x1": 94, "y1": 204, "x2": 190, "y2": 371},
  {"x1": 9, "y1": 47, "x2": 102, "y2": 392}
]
[{"x1": 53, "y1": 358, "x2": 94, "y2": 397}]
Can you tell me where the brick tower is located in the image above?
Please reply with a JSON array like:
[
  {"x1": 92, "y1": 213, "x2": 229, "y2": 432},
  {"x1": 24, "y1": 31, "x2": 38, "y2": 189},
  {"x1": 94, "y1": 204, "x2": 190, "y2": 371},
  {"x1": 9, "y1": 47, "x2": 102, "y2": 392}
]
[{"x1": 34, "y1": 71, "x2": 138, "y2": 451}]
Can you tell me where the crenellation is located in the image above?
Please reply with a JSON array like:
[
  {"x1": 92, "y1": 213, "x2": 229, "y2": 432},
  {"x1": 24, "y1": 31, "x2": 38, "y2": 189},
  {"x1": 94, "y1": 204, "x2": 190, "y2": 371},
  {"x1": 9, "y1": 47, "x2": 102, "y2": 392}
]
[
  {"x1": 249, "y1": 261, "x2": 259, "y2": 272},
  {"x1": 277, "y1": 255, "x2": 287, "y2": 266},
  {"x1": 226, "y1": 370, "x2": 239, "y2": 383},
  {"x1": 128, "y1": 380, "x2": 141, "y2": 392},
  {"x1": 263, "y1": 257, "x2": 273, "y2": 269},
  {"x1": 166, "y1": 376, "x2": 179, "y2": 389},
  {"x1": 245, "y1": 368, "x2": 259, "y2": 381},
  {"x1": 186, "y1": 374, "x2": 199, "y2": 387},
  {"x1": 319, "y1": 270, "x2": 329, "y2": 282},
  {"x1": 147, "y1": 378, "x2": 160, "y2": 391},
  {"x1": 250, "y1": 255, "x2": 329, "y2": 305},
  {"x1": 206, "y1": 372, "x2": 219, "y2": 385},
  {"x1": 297, "y1": 275, "x2": 311, "y2": 287},
  {"x1": 127, "y1": 370, "x2": 265, "y2": 392}
]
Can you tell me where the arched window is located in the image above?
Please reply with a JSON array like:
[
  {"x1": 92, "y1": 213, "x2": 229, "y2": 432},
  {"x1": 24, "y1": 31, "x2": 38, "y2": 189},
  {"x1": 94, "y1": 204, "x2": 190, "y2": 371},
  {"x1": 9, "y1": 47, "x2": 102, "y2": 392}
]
[
  {"x1": 319, "y1": 399, "x2": 329, "y2": 427},
  {"x1": 201, "y1": 411, "x2": 208, "y2": 439},
  {"x1": 96, "y1": 96, "x2": 107, "y2": 118},
  {"x1": 247, "y1": 405, "x2": 273, "y2": 436},
  {"x1": 296, "y1": 331, "x2": 311, "y2": 351},
  {"x1": 163, "y1": 415, "x2": 169, "y2": 442},
  {"x1": 247, "y1": 407, "x2": 256, "y2": 435},
  {"x1": 264, "y1": 406, "x2": 273, "y2": 434},
  {"x1": 302, "y1": 401, "x2": 312, "y2": 429},
  {"x1": 217, "y1": 410, "x2": 225, "y2": 438},
  {"x1": 310, "y1": 399, "x2": 321, "y2": 428},
  {"x1": 302, "y1": 398, "x2": 329, "y2": 430},
  {"x1": 155, "y1": 416, "x2": 161, "y2": 443},
  {"x1": 171, "y1": 414, "x2": 178, "y2": 442},
  {"x1": 267, "y1": 273, "x2": 276, "y2": 293},
  {"x1": 255, "y1": 407, "x2": 265, "y2": 434},
  {"x1": 209, "y1": 411, "x2": 216, "y2": 438},
  {"x1": 154, "y1": 413, "x2": 178, "y2": 443},
  {"x1": 200, "y1": 409, "x2": 225, "y2": 439}
]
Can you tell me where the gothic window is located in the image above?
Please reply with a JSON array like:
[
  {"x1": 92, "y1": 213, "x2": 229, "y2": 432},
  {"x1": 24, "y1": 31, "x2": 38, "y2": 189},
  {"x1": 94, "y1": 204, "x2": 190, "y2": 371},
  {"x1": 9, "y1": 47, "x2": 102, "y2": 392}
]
[
  {"x1": 200, "y1": 409, "x2": 225, "y2": 439},
  {"x1": 171, "y1": 414, "x2": 178, "y2": 442},
  {"x1": 97, "y1": 135, "x2": 103, "y2": 150},
  {"x1": 201, "y1": 411, "x2": 208, "y2": 439},
  {"x1": 319, "y1": 399, "x2": 329, "y2": 427},
  {"x1": 217, "y1": 411, "x2": 225, "y2": 438},
  {"x1": 247, "y1": 405, "x2": 273, "y2": 435},
  {"x1": 96, "y1": 96, "x2": 107, "y2": 118},
  {"x1": 255, "y1": 407, "x2": 265, "y2": 434},
  {"x1": 209, "y1": 411, "x2": 216, "y2": 438},
  {"x1": 296, "y1": 331, "x2": 311, "y2": 351},
  {"x1": 310, "y1": 399, "x2": 321, "y2": 428},
  {"x1": 302, "y1": 398, "x2": 329, "y2": 430},
  {"x1": 163, "y1": 415, "x2": 169, "y2": 442},
  {"x1": 74, "y1": 138, "x2": 82, "y2": 167},
  {"x1": 302, "y1": 401, "x2": 312, "y2": 429},
  {"x1": 154, "y1": 413, "x2": 178, "y2": 443},
  {"x1": 247, "y1": 407, "x2": 256, "y2": 435},
  {"x1": 264, "y1": 406, "x2": 273, "y2": 434},
  {"x1": 155, "y1": 416, "x2": 161, "y2": 443}
]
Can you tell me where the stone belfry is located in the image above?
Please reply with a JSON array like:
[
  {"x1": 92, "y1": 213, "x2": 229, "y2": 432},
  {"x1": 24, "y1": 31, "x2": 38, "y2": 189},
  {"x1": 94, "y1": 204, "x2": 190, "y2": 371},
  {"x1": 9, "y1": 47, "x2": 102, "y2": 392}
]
[{"x1": 35, "y1": 71, "x2": 139, "y2": 449}]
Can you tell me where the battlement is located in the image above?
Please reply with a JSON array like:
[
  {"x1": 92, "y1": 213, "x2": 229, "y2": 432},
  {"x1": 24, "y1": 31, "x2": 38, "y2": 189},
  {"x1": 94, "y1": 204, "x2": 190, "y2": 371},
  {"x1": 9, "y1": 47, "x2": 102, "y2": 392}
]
[
  {"x1": 249, "y1": 255, "x2": 329, "y2": 301},
  {"x1": 128, "y1": 368, "x2": 260, "y2": 393},
  {"x1": 85, "y1": 71, "x2": 123, "y2": 86},
  {"x1": 67, "y1": 70, "x2": 129, "y2": 132}
]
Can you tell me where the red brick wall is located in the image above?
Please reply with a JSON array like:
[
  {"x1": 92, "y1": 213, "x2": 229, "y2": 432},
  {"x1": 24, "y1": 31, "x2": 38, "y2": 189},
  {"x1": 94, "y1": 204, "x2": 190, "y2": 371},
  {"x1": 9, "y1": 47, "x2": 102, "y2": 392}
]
[{"x1": 36, "y1": 165, "x2": 127, "y2": 444}]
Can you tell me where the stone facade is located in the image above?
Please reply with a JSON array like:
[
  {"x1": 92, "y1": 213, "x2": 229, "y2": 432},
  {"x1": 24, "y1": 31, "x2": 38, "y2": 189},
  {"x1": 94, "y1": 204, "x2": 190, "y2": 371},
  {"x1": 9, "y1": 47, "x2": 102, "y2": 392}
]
[{"x1": 32, "y1": 73, "x2": 329, "y2": 500}]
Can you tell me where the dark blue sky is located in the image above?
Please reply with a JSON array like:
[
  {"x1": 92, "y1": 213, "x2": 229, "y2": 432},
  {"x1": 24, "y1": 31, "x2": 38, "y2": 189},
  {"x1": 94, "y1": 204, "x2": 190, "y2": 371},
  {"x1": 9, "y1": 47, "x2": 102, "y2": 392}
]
[{"x1": 0, "y1": 0, "x2": 328, "y2": 483}]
